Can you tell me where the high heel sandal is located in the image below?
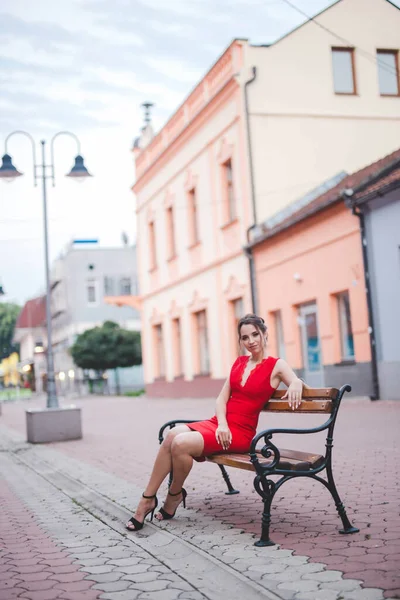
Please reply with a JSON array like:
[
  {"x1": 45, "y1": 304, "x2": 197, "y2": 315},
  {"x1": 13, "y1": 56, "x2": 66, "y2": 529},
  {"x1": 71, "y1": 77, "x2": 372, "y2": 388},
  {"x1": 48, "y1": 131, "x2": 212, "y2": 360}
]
[
  {"x1": 157, "y1": 488, "x2": 187, "y2": 520},
  {"x1": 126, "y1": 493, "x2": 158, "y2": 531}
]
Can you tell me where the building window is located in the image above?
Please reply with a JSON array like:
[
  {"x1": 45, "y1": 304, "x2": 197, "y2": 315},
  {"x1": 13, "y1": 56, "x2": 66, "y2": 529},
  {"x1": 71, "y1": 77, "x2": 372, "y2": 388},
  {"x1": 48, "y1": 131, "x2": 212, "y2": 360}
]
[
  {"x1": 104, "y1": 276, "x2": 114, "y2": 296},
  {"x1": 337, "y1": 292, "x2": 355, "y2": 360},
  {"x1": 148, "y1": 221, "x2": 157, "y2": 270},
  {"x1": 223, "y1": 158, "x2": 236, "y2": 222},
  {"x1": 172, "y1": 318, "x2": 183, "y2": 376},
  {"x1": 195, "y1": 310, "x2": 210, "y2": 374},
  {"x1": 232, "y1": 297, "x2": 244, "y2": 330},
  {"x1": 188, "y1": 188, "x2": 199, "y2": 245},
  {"x1": 87, "y1": 279, "x2": 97, "y2": 305},
  {"x1": 274, "y1": 311, "x2": 286, "y2": 360},
  {"x1": 232, "y1": 298, "x2": 245, "y2": 355},
  {"x1": 120, "y1": 278, "x2": 131, "y2": 295},
  {"x1": 377, "y1": 50, "x2": 399, "y2": 96},
  {"x1": 154, "y1": 324, "x2": 165, "y2": 378},
  {"x1": 166, "y1": 206, "x2": 176, "y2": 259},
  {"x1": 332, "y1": 47, "x2": 356, "y2": 94}
]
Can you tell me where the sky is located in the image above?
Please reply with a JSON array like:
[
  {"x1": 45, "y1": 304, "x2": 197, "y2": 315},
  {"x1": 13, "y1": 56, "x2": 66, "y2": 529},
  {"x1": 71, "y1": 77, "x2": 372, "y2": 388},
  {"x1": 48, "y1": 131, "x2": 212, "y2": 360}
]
[{"x1": 1, "y1": 0, "x2": 398, "y2": 306}]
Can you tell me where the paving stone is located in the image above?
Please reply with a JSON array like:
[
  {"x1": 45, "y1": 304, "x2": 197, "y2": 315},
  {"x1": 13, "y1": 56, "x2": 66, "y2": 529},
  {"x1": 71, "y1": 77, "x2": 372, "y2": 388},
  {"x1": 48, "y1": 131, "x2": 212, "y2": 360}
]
[
  {"x1": 303, "y1": 571, "x2": 343, "y2": 582},
  {"x1": 107, "y1": 558, "x2": 143, "y2": 567},
  {"x1": 344, "y1": 589, "x2": 384, "y2": 600},
  {"x1": 294, "y1": 591, "x2": 340, "y2": 600},
  {"x1": 99, "y1": 591, "x2": 142, "y2": 600},
  {"x1": 278, "y1": 579, "x2": 321, "y2": 592},
  {"x1": 85, "y1": 571, "x2": 122, "y2": 583},
  {"x1": 93, "y1": 580, "x2": 133, "y2": 592},
  {"x1": 323, "y1": 579, "x2": 364, "y2": 592},
  {"x1": 19, "y1": 590, "x2": 64, "y2": 600},
  {"x1": 136, "y1": 590, "x2": 183, "y2": 600},
  {"x1": 115, "y1": 564, "x2": 151, "y2": 575},
  {"x1": 81, "y1": 565, "x2": 115, "y2": 574}
]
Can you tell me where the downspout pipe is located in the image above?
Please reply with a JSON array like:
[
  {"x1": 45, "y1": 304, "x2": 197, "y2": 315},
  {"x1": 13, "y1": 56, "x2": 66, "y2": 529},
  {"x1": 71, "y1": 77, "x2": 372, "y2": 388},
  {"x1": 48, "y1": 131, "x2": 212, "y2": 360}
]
[
  {"x1": 346, "y1": 194, "x2": 380, "y2": 400},
  {"x1": 244, "y1": 66, "x2": 258, "y2": 314}
]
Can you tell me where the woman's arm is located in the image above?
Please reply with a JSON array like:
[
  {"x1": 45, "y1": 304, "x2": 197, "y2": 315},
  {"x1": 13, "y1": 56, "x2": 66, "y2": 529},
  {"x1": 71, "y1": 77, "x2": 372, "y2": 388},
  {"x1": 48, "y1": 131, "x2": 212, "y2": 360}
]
[
  {"x1": 272, "y1": 358, "x2": 304, "y2": 410},
  {"x1": 215, "y1": 378, "x2": 232, "y2": 450}
]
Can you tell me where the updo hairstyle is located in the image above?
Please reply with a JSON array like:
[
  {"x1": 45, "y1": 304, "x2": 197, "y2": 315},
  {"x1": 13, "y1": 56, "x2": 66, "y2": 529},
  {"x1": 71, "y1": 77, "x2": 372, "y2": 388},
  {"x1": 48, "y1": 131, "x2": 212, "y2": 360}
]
[{"x1": 237, "y1": 313, "x2": 268, "y2": 343}]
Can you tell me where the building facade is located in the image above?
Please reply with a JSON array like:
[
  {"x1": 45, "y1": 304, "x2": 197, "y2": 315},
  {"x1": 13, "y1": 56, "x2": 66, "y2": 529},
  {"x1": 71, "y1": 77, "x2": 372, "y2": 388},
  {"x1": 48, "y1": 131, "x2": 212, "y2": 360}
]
[
  {"x1": 250, "y1": 148, "x2": 400, "y2": 399},
  {"x1": 347, "y1": 157, "x2": 400, "y2": 399},
  {"x1": 133, "y1": 0, "x2": 400, "y2": 396},
  {"x1": 50, "y1": 241, "x2": 142, "y2": 395}
]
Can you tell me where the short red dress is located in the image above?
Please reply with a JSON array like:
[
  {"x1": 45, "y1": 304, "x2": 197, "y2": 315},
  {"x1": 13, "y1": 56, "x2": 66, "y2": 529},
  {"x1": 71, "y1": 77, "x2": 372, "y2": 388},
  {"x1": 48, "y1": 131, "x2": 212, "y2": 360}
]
[{"x1": 188, "y1": 355, "x2": 279, "y2": 459}]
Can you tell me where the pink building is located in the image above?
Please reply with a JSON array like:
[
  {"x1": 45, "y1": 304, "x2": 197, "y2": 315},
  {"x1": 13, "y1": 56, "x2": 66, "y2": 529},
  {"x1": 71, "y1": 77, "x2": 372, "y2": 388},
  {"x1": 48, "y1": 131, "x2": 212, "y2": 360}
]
[
  {"x1": 250, "y1": 149, "x2": 400, "y2": 398},
  {"x1": 128, "y1": 0, "x2": 400, "y2": 397}
]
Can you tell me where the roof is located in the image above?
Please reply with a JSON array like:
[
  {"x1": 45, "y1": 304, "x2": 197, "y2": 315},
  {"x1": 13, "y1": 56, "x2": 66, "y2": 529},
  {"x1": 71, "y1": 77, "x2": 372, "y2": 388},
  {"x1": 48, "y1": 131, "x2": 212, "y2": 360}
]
[
  {"x1": 267, "y1": 0, "x2": 399, "y2": 50},
  {"x1": 250, "y1": 147, "x2": 400, "y2": 247},
  {"x1": 352, "y1": 164, "x2": 400, "y2": 204},
  {"x1": 15, "y1": 296, "x2": 46, "y2": 329}
]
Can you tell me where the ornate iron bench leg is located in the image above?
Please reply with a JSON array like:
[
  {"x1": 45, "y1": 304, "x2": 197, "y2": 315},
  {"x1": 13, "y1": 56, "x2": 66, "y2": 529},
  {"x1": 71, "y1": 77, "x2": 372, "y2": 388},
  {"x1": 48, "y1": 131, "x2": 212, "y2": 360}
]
[
  {"x1": 218, "y1": 464, "x2": 239, "y2": 495},
  {"x1": 255, "y1": 497, "x2": 275, "y2": 547},
  {"x1": 326, "y1": 464, "x2": 359, "y2": 535}
]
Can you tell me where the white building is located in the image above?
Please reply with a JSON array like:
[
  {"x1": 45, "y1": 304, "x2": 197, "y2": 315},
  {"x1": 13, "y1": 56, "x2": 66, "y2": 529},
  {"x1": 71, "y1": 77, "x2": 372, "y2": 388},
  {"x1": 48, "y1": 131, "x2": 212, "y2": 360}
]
[{"x1": 50, "y1": 240, "x2": 142, "y2": 395}]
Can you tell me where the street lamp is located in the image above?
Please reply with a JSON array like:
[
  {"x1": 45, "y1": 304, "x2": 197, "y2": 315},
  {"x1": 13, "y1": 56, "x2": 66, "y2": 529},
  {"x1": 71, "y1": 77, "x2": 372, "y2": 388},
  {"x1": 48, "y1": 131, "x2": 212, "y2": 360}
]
[{"x1": 0, "y1": 131, "x2": 92, "y2": 443}]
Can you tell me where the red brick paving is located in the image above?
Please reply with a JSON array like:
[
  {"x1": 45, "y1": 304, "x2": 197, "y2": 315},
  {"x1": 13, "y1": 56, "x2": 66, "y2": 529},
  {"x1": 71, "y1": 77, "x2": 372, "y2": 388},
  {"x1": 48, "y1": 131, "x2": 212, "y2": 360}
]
[
  {"x1": 2, "y1": 394, "x2": 400, "y2": 598},
  {"x1": 0, "y1": 478, "x2": 99, "y2": 600}
]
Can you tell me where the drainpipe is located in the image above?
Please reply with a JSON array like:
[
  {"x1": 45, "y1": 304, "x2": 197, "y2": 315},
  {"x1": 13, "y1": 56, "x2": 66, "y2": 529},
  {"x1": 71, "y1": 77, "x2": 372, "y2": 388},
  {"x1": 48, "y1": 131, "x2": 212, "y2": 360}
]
[
  {"x1": 349, "y1": 200, "x2": 380, "y2": 400},
  {"x1": 244, "y1": 66, "x2": 258, "y2": 314}
]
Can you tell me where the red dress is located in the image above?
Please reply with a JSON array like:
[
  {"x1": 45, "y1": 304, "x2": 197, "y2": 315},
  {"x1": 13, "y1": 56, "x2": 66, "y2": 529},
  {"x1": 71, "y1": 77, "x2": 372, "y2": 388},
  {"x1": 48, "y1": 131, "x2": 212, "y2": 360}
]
[{"x1": 188, "y1": 355, "x2": 279, "y2": 458}]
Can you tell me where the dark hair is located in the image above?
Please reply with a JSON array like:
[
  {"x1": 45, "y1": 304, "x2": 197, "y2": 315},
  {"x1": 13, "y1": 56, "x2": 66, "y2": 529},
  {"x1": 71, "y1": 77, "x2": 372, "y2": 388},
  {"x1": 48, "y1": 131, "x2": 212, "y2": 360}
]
[{"x1": 237, "y1": 313, "x2": 268, "y2": 342}]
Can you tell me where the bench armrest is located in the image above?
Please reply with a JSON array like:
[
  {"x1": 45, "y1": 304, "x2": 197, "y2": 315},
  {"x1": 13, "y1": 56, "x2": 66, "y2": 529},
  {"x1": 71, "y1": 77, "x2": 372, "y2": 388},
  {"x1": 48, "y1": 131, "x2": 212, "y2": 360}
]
[
  {"x1": 158, "y1": 419, "x2": 201, "y2": 444},
  {"x1": 249, "y1": 417, "x2": 334, "y2": 470}
]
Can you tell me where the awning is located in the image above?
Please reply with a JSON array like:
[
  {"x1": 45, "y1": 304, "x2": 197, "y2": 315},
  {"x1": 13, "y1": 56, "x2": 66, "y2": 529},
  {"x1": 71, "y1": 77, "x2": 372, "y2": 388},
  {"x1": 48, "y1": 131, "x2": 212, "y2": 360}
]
[{"x1": 104, "y1": 295, "x2": 142, "y2": 311}]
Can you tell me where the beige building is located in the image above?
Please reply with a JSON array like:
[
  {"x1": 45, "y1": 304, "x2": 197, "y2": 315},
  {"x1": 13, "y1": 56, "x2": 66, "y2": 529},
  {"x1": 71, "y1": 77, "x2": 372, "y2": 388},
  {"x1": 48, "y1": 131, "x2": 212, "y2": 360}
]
[{"x1": 131, "y1": 0, "x2": 400, "y2": 396}]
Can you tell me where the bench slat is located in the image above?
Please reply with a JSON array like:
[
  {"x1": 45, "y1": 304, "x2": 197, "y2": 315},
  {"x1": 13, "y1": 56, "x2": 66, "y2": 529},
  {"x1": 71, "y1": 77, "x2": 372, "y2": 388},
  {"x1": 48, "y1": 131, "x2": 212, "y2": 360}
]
[
  {"x1": 263, "y1": 399, "x2": 332, "y2": 413},
  {"x1": 207, "y1": 448, "x2": 324, "y2": 472},
  {"x1": 272, "y1": 388, "x2": 338, "y2": 400}
]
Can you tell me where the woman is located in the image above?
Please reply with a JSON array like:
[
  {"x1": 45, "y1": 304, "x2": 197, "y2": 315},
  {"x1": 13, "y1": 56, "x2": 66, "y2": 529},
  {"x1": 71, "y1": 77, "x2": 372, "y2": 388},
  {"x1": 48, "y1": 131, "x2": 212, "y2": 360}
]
[{"x1": 126, "y1": 313, "x2": 304, "y2": 531}]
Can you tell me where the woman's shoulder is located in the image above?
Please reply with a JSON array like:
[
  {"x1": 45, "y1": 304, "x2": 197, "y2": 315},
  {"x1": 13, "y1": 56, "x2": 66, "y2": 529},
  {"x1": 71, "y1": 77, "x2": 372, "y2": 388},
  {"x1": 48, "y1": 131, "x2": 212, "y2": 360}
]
[{"x1": 265, "y1": 356, "x2": 280, "y2": 369}]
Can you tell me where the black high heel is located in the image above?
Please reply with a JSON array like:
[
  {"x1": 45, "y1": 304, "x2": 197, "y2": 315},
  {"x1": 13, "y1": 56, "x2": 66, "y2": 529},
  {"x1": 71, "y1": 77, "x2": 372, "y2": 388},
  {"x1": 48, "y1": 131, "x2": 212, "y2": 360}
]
[
  {"x1": 157, "y1": 488, "x2": 187, "y2": 520},
  {"x1": 126, "y1": 493, "x2": 158, "y2": 531}
]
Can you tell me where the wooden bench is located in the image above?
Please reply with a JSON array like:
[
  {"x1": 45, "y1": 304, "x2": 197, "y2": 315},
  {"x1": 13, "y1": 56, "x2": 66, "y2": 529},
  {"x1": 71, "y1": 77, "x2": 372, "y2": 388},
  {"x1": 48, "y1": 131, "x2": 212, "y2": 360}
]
[{"x1": 158, "y1": 384, "x2": 359, "y2": 546}]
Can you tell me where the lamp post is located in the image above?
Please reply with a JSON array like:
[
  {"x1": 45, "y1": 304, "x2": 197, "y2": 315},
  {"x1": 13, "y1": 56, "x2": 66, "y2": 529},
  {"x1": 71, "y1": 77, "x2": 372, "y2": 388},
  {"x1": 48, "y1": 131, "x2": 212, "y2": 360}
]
[{"x1": 0, "y1": 131, "x2": 92, "y2": 442}]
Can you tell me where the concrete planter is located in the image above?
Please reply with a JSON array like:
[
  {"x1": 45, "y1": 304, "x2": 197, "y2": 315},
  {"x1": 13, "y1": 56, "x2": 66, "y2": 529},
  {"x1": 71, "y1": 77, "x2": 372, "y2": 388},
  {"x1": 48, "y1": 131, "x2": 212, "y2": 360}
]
[{"x1": 26, "y1": 406, "x2": 82, "y2": 443}]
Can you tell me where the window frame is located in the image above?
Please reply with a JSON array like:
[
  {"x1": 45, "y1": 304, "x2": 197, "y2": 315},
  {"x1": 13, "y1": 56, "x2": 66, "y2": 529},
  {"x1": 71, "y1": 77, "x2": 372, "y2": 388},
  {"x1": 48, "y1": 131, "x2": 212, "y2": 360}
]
[
  {"x1": 331, "y1": 47, "x2": 357, "y2": 96},
  {"x1": 273, "y1": 310, "x2": 286, "y2": 360},
  {"x1": 187, "y1": 187, "x2": 200, "y2": 247},
  {"x1": 166, "y1": 205, "x2": 177, "y2": 260},
  {"x1": 195, "y1": 310, "x2": 210, "y2": 375},
  {"x1": 86, "y1": 278, "x2": 99, "y2": 306},
  {"x1": 148, "y1": 220, "x2": 157, "y2": 271},
  {"x1": 154, "y1": 323, "x2": 165, "y2": 378},
  {"x1": 376, "y1": 49, "x2": 400, "y2": 97},
  {"x1": 103, "y1": 276, "x2": 114, "y2": 296},
  {"x1": 222, "y1": 158, "x2": 236, "y2": 224},
  {"x1": 337, "y1": 291, "x2": 355, "y2": 361},
  {"x1": 120, "y1": 277, "x2": 132, "y2": 296}
]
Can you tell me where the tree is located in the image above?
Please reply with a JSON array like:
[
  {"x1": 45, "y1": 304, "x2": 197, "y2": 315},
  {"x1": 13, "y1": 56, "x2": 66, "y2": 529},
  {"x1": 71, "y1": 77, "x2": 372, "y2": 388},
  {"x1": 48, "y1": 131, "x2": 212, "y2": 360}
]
[
  {"x1": 0, "y1": 302, "x2": 21, "y2": 360},
  {"x1": 70, "y1": 321, "x2": 142, "y2": 395}
]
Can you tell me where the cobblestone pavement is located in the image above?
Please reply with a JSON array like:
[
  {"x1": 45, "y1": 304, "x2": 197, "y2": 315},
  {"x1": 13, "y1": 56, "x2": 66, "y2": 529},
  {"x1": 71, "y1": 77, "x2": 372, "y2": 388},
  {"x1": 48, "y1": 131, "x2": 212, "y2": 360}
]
[{"x1": 0, "y1": 393, "x2": 399, "y2": 600}]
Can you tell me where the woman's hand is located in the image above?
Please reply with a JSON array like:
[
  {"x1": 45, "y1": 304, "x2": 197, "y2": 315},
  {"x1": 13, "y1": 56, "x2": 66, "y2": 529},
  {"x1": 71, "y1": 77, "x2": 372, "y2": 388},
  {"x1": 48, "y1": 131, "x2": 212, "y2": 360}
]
[
  {"x1": 282, "y1": 378, "x2": 303, "y2": 410},
  {"x1": 215, "y1": 423, "x2": 232, "y2": 450}
]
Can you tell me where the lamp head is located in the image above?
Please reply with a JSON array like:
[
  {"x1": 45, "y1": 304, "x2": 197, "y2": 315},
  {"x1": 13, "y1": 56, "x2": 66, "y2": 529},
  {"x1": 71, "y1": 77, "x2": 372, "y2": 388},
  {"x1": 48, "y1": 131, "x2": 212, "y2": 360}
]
[
  {"x1": 66, "y1": 154, "x2": 92, "y2": 181},
  {"x1": 0, "y1": 154, "x2": 23, "y2": 183}
]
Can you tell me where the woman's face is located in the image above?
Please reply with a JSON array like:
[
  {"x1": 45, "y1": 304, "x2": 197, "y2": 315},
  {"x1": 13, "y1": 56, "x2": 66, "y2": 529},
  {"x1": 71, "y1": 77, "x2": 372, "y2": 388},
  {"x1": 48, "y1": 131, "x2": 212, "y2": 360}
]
[{"x1": 239, "y1": 324, "x2": 264, "y2": 356}]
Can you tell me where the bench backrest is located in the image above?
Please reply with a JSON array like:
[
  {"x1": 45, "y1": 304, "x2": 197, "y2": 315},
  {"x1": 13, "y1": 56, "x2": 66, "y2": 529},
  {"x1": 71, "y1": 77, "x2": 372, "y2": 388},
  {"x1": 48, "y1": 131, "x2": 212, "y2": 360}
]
[{"x1": 263, "y1": 388, "x2": 338, "y2": 414}]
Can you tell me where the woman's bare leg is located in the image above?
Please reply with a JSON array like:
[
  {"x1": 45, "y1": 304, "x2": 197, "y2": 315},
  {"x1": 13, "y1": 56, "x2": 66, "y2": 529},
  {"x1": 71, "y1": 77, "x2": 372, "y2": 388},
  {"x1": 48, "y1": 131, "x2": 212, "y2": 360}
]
[
  {"x1": 126, "y1": 425, "x2": 191, "y2": 529},
  {"x1": 156, "y1": 431, "x2": 204, "y2": 520}
]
